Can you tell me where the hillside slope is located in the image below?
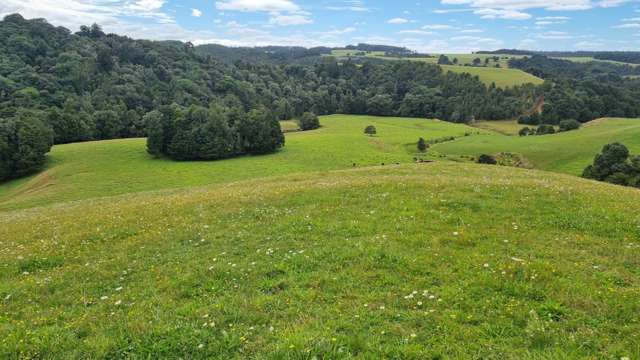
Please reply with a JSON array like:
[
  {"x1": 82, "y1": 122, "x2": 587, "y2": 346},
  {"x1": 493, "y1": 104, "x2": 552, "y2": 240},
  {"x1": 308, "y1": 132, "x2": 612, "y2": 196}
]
[
  {"x1": 1, "y1": 163, "x2": 639, "y2": 358},
  {"x1": 0, "y1": 115, "x2": 478, "y2": 211},
  {"x1": 434, "y1": 118, "x2": 640, "y2": 175}
]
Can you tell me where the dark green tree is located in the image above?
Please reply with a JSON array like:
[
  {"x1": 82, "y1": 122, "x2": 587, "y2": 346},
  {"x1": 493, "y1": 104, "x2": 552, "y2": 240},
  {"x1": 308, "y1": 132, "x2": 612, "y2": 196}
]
[
  {"x1": 558, "y1": 119, "x2": 581, "y2": 132},
  {"x1": 298, "y1": 112, "x2": 320, "y2": 131},
  {"x1": 417, "y1": 137, "x2": 427, "y2": 152},
  {"x1": 0, "y1": 112, "x2": 53, "y2": 182},
  {"x1": 364, "y1": 125, "x2": 377, "y2": 136}
]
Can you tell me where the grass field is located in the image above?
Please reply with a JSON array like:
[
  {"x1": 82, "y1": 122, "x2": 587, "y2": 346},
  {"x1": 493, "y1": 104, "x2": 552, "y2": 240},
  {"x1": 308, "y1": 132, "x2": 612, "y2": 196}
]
[
  {"x1": 279, "y1": 120, "x2": 300, "y2": 132},
  {"x1": 2, "y1": 162, "x2": 639, "y2": 358},
  {"x1": 440, "y1": 65, "x2": 544, "y2": 88},
  {"x1": 0, "y1": 115, "x2": 477, "y2": 211},
  {"x1": 471, "y1": 120, "x2": 528, "y2": 136},
  {"x1": 434, "y1": 118, "x2": 640, "y2": 175}
]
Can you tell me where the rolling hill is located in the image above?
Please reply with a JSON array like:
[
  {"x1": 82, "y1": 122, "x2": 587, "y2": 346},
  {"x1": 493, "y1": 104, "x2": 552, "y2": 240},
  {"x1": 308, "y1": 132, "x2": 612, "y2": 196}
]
[
  {"x1": 328, "y1": 50, "x2": 543, "y2": 88},
  {"x1": 2, "y1": 162, "x2": 639, "y2": 358},
  {"x1": 434, "y1": 118, "x2": 640, "y2": 175},
  {"x1": 0, "y1": 115, "x2": 478, "y2": 211}
]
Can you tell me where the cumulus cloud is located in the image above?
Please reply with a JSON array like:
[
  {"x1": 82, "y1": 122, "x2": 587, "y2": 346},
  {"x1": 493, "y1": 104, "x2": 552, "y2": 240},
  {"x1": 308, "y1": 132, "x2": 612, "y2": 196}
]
[
  {"x1": 191, "y1": 8, "x2": 202, "y2": 17},
  {"x1": 388, "y1": 17, "x2": 409, "y2": 24}
]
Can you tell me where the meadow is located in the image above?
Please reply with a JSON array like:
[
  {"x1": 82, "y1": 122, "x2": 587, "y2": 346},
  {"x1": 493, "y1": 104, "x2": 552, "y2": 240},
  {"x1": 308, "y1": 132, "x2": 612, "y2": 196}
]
[
  {"x1": 1, "y1": 162, "x2": 639, "y2": 358},
  {"x1": 0, "y1": 115, "x2": 477, "y2": 211},
  {"x1": 471, "y1": 120, "x2": 529, "y2": 136},
  {"x1": 434, "y1": 118, "x2": 640, "y2": 175},
  {"x1": 440, "y1": 65, "x2": 544, "y2": 88}
]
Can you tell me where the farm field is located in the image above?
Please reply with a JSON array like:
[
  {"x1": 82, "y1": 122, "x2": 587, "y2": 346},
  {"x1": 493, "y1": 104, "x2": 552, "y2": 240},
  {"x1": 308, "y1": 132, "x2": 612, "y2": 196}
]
[
  {"x1": 434, "y1": 118, "x2": 640, "y2": 175},
  {"x1": 2, "y1": 162, "x2": 639, "y2": 358},
  {"x1": 0, "y1": 115, "x2": 477, "y2": 211}
]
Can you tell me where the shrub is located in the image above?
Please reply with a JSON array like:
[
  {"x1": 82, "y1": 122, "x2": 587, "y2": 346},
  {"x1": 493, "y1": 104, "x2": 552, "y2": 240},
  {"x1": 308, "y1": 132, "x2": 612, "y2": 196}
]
[
  {"x1": 298, "y1": 112, "x2": 320, "y2": 131},
  {"x1": 477, "y1": 154, "x2": 497, "y2": 165},
  {"x1": 417, "y1": 137, "x2": 427, "y2": 152},
  {"x1": 518, "y1": 114, "x2": 541, "y2": 125},
  {"x1": 536, "y1": 124, "x2": 556, "y2": 135},
  {"x1": 519, "y1": 127, "x2": 532, "y2": 136},
  {"x1": 558, "y1": 119, "x2": 581, "y2": 132},
  {"x1": 0, "y1": 112, "x2": 53, "y2": 182},
  {"x1": 364, "y1": 125, "x2": 377, "y2": 136}
]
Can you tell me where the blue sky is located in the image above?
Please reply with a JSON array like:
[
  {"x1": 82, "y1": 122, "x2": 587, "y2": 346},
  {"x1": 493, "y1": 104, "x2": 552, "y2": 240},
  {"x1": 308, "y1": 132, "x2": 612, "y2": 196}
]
[{"x1": 1, "y1": 0, "x2": 639, "y2": 52}]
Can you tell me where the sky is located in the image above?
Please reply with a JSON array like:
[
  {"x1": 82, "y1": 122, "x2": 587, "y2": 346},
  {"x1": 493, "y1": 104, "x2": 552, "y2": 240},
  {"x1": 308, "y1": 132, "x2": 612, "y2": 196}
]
[{"x1": 1, "y1": 0, "x2": 640, "y2": 52}]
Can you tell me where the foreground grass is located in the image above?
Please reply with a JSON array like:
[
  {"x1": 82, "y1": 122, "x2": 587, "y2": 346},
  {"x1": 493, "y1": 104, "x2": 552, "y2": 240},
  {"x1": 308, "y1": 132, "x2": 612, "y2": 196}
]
[
  {"x1": 434, "y1": 118, "x2": 640, "y2": 175},
  {"x1": 1, "y1": 163, "x2": 639, "y2": 358},
  {"x1": 0, "y1": 115, "x2": 476, "y2": 211}
]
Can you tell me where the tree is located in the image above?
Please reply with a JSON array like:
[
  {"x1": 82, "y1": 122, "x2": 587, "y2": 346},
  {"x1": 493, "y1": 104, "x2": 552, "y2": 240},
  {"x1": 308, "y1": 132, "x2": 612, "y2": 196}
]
[
  {"x1": 558, "y1": 119, "x2": 581, "y2": 132},
  {"x1": 472, "y1": 57, "x2": 482, "y2": 66},
  {"x1": 518, "y1": 127, "x2": 531, "y2": 136},
  {"x1": 477, "y1": 154, "x2": 497, "y2": 165},
  {"x1": 536, "y1": 124, "x2": 556, "y2": 135},
  {"x1": 417, "y1": 137, "x2": 427, "y2": 152},
  {"x1": 298, "y1": 112, "x2": 320, "y2": 131},
  {"x1": 0, "y1": 112, "x2": 53, "y2": 182},
  {"x1": 237, "y1": 107, "x2": 285, "y2": 155},
  {"x1": 583, "y1": 143, "x2": 636, "y2": 186},
  {"x1": 437, "y1": 55, "x2": 452, "y2": 65},
  {"x1": 364, "y1": 125, "x2": 377, "y2": 136},
  {"x1": 96, "y1": 45, "x2": 114, "y2": 73}
]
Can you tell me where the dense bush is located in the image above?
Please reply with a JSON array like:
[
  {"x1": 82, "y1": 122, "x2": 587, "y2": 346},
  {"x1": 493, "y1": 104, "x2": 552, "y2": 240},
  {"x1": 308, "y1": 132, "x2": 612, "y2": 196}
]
[
  {"x1": 146, "y1": 104, "x2": 284, "y2": 161},
  {"x1": 417, "y1": 137, "x2": 427, "y2": 152},
  {"x1": 477, "y1": 154, "x2": 497, "y2": 165},
  {"x1": 536, "y1": 124, "x2": 556, "y2": 135},
  {"x1": 583, "y1": 143, "x2": 640, "y2": 187},
  {"x1": 298, "y1": 112, "x2": 320, "y2": 131},
  {"x1": 364, "y1": 125, "x2": 377, "y2": 136},
  {"x1": 519, "y1": 127, "x2": 533, "y2": 136},
  {"x1": 558, "y1": 119, "x2": 581, "y2": 132},
  {"x1": 0, "y1": 112, "x2": 53, "y2": 181}
]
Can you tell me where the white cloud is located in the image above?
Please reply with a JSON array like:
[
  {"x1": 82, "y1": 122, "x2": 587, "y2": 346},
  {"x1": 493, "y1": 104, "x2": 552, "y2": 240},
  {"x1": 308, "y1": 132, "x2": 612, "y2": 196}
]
[
  {"x1": 215, "y1": 0, "x2": 300, "y2": 12},
  {"x1": 326, "y1": 0, "x2": 371, "y2": 12},
  {"x1": 269, "y1": 13, "x2": 312, "y2": 26},
  {"x1": 388, "y1": 17, "x2": 409, "y2": 24},
  {"x1": 191, "y1": 8, "x2": 202, "y2": 17},
  {"x1": 422, "y1": 24, "x2": 453, "y2": 29},
  {"x1": 474, "y1": 8, "x2": 531, "y2": 20},
  {"x1": 536, "y1": 30, "x2": 572, "y2": 39},
  {"x1": 614, "y1": 23, "x2": 640, "y2": 28},
  {"x1": 398, "y1": 30, "x2": 436, "y2": 35}
]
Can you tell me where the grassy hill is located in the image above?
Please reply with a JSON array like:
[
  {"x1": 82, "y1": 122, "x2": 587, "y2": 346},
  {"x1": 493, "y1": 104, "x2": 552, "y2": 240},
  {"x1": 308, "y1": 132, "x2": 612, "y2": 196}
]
[
  {"x1": 433, "y1": 118, "x2": 640, "y2": 175},
  {"x1": 328, "y1": 50, "x2": 543, "y2": 88},
  {"x1": 2, "y1": 162, "x2": 639, "y2": 358},
  {"x1": 0, "y1": 115, "x2": 477, "y2": 211},
  {"x1": 440, "y1": 65, "x2": 544, "y2": 88}
]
